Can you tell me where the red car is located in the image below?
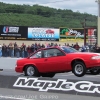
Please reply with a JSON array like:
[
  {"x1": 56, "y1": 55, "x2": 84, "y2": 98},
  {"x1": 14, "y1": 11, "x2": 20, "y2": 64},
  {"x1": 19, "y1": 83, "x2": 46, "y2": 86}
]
[
  {"x1": 15, "y1": 46, "x2": 100, "y2": 77},
  {"x1": 46, "y1": 30, "x2": 54, "y2": 34}
]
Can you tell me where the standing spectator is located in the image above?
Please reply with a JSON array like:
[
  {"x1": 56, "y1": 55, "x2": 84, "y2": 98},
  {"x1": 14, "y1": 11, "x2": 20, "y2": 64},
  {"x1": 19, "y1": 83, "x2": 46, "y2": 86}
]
[
  {"x1": 24, "y1": 45, "x2": 28, "y2": 57},
  {"x1": 21, "y1": 43, "x2": 25, "y2": 58},
  {"x1": 46, "y1": 43, "x2": 51, "y2": 48},
  {"x1": 81, "y1": 45, "x2": 86, "y2": 52},
  {"x1": 64, "y1": 43, "x2": 67, "y2": 46},
  {"x1": 34, "y1": 43, "x2": 38, "y2": 51},
  {"x1": 65, "y1": 43, "x2": 69, "y2": 47},
  {"x1": 6, "y1": 45, "x2": 9, "y2": 57},
  {"x1": 15, "y1": 45, "x2": 20, "y2": 58},
  {"x1": 51, "y1": 43, "x2": 54, "y2": 47},
  {"x1": 73, "y1": 42, "x2": 80, "y2": 50},
  {"x1": 67, "y1": 43, "x2": 70, "y2": 47},
  {"x1": 2, "y1": 44, "x2": 5, "y2": 57},
  {"x1": 37, "y1": 43, "x2": 41, "y2": 50},
  {"x1": 95, "y1": 45, "x2": 100, "y2": 53},
  {"x1": 71, "y1": 44, "x2": 74, "y2": 48},
  {"x1": 3, "y1": 45, "x2": 8, "y2": 57},
  {"x1": 54, "y1": 43, "x2": 58, "y2": 47},
  {"x1": 9, "y1": 43, "x2": 14, "y2": 57},
  {"x1": 14, "y1": 42, "x2": 17, "y2": 57},
  {"x1": 59, "y1": 44, "x2": 61, "y2": 46},
  {"x1": 84, "y1": 43, "x2": 89, "y2": 52},
  {"x1": 41, "y1": 44, "x2": 45, "y2": 48},
  {"x1": 31, "y1": 44, "x2": 35, "y2": 53},
  {"x1": 0, "y1": 44, "x2": 2, "y2": 57},
  {"x1": 27, "y1": 45, "x2": 31, "y2": 56}
]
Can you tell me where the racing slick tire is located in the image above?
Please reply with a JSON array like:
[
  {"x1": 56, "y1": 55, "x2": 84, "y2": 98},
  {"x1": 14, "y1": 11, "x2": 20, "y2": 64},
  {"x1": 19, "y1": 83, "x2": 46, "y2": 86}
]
[
  {"x1": 41, "y1": 73, "x2": 55, "y2": 78},
  {"x1": 24, "y1": 65, "x2": 40, "y2": 77},
  {"x1": 90, "y1": 69, "x2": 100, "y2": 75},
  {"x1": 72, "y1": 61, "x2": 86, "y2": 77}
]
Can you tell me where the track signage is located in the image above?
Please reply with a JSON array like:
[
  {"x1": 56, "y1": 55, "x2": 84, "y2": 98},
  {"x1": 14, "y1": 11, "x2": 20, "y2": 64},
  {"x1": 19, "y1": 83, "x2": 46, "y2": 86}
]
[{"x1": 13, "y1": 77, "x2": 100, "y2": 94}]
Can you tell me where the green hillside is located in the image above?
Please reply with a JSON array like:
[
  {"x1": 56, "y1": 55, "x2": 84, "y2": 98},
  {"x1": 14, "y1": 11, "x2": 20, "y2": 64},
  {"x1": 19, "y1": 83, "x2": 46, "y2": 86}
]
[{"x1": 0, "y1": 2, "x2": 97, "y2": 28}]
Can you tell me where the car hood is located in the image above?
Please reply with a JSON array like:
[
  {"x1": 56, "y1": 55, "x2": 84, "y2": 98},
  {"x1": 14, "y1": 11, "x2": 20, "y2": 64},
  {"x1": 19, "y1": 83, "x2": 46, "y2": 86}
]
[{"x1": 67, "y1": 52, "x2": 100, "y2": 56}]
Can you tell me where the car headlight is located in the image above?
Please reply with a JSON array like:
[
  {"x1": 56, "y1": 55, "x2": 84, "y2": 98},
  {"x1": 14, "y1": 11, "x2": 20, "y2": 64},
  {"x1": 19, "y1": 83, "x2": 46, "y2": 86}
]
[{"x1": 91, "y1": 56, "x2": 100, "y2": 60}]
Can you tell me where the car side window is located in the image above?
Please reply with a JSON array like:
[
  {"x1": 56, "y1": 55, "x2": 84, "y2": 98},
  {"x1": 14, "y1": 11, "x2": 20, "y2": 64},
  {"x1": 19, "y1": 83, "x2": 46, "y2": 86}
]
[
  {"x1": 30, "y1": 51, "x2": 42, "y2": 58},
  {"x1": 43, "y1": 49, "x2": 64, "y2": 58}
]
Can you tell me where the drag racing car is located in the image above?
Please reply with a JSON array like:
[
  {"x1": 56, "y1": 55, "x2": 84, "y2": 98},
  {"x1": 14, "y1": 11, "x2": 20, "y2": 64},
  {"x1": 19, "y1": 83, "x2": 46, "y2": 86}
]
[{"x1": 15, "y1": 46, "x2": 100, "y2": 77}]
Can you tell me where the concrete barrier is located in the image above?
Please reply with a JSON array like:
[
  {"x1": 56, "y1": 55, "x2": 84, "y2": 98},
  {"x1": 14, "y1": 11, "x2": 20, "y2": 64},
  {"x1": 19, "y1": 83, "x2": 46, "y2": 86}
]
[
  {"x1": 0, "y1": 75, "x2": 100, "y2": 97},
  {"x1": 0, "y1": 57, "x2": 22, "y2": 70}
]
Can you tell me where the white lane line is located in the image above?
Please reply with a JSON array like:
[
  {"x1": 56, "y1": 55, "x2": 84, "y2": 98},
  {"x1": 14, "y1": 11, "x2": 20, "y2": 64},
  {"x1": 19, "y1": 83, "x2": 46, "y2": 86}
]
[{"x1": 0, "y1": 95, "x2": 35, "y2": 100}]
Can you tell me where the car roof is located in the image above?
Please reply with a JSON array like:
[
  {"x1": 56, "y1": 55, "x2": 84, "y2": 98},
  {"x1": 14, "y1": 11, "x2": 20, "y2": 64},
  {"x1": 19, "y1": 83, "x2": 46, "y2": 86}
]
[
  {"x1": 40, "y1": 46, "x2": 59, "y2": 50},
  {"x1": 39, "y1": 46, "x2": 68, "y2": 51}
]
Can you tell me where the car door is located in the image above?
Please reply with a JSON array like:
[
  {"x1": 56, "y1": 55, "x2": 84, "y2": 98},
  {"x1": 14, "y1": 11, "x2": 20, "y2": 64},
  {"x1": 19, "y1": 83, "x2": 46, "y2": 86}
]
[
  {"x1": 29, "y1": 50, "x2": 45, "y2": 72},
  {"x1": 42, "y1": 48, "x2": 68, "y2": 72}
]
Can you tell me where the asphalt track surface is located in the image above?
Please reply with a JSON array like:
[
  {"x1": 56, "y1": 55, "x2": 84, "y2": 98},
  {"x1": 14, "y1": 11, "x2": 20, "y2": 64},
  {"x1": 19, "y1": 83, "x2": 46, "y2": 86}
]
[
  {"x1": 0, "y1": 58, "x2": 100, "y2": 100},
  {"x1": 0, "y1": 88, "x2": 100, "y2": 100}
]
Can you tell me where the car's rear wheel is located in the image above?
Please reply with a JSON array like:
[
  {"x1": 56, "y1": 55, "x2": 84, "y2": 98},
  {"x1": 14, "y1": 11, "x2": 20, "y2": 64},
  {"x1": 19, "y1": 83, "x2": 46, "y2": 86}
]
[
  {"x1": 41, "y1": 73, "x2": 55, "y2": 78},
  {"x1": 90, "y1": 69, "x2": 100, "y2": 75},
  {"x1": 24, "y1": 65, "x2": 40, "y2": 76},
  {"x1": 72, "y1": 61, "x2": 86, "y2": 77}
]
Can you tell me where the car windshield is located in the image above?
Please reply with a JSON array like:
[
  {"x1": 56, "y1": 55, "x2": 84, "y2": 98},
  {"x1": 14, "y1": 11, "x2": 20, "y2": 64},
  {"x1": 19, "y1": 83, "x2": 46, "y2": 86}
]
[{"x1": 59, "y1": 46, "x2": 78, "y2": 53}]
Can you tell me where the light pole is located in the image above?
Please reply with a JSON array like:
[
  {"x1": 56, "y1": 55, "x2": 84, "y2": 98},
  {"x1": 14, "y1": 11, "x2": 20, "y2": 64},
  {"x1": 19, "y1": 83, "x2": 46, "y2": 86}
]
[
  {"x1": 98, "y1": 0, "x2": 100, "y2": 16},
  {"x1": 84, "y1": 18, "x2": 87, "y2": 46},
  {"x1": 95, "y1": 0, "x2": 100, "y2": 17},
  {"x1": 95, "y1": 0, "x2": 100, "y2": 45},
  {"x1": 81, "y1": 19, "x2": 87, "y2": 46}
]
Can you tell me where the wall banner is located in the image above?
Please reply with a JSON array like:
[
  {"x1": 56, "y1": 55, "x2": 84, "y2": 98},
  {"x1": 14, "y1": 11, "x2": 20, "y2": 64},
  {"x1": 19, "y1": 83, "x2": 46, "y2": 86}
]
[
  {"x1": 0, "y1": 25, "x2": 28, "y2": 40},
  {"x1": 28, "y1": 27, "x2": 59, "y2": 41}
]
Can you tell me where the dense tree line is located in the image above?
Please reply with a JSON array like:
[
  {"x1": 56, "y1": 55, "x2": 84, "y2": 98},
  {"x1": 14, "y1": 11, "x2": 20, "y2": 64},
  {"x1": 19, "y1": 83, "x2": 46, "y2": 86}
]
[{"x1": 0, "y1": 2, "x2": 97, "y2": 28}]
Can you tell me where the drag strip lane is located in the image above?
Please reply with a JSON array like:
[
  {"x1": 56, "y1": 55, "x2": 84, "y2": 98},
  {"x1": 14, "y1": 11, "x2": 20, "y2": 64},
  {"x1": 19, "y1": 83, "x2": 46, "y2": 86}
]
[
  {"x1": 0, "y1": 95, "x2": 34, "y2": 100},
  {"x1": 0, "y1": 69, "x2": 100, "y2": 82},
  {"x1": 0, "y1": 88, "x2": 100, "y2": 100},
  {"x1": 0, "y1": 57, "x2": 100, "y2": 82},
  {"x1": 1, "y1": 58, "x2": 100, "y2": 98}
]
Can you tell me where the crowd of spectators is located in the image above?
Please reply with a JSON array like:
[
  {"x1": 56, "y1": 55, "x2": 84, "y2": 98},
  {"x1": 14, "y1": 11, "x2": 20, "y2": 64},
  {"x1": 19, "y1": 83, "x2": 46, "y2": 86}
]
[
  {"x1": 90, "y1": 44, "x2": 100, "y2": 53},
  {"x1": 0, "y1": 42, "x2": 99, "y2": 58}
]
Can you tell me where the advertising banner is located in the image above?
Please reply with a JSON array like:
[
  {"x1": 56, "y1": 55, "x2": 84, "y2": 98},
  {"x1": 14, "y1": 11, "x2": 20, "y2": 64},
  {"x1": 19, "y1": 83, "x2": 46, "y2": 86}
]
[
  {"x1": 28, "y1": 27, "x2": 59, "y2": 41},
  {"x1": 0, "y1": 25, "x2": 28, "y2": 40},
  {"x1": 60, "y1": 27, "x2": 87, "y2": 39},
  {"x1": 59, "y1": 27, "x2": 88, "y2": 43},
  {"x1": 88, "y1": 28, "x2": 97, "y2": 45}
]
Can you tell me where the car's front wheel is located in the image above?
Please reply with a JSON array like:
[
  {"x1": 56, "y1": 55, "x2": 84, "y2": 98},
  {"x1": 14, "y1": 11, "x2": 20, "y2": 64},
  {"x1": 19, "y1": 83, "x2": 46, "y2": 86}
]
[
  {"x1": 90, "y1": 69, "x2": 100, "y2": 75},
  {"x1": 72, "y1": 61, "x2": 86, "y2": 77},
  {"x1": 24, "y1": 65, "x2": 40, "y2": 77}
]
